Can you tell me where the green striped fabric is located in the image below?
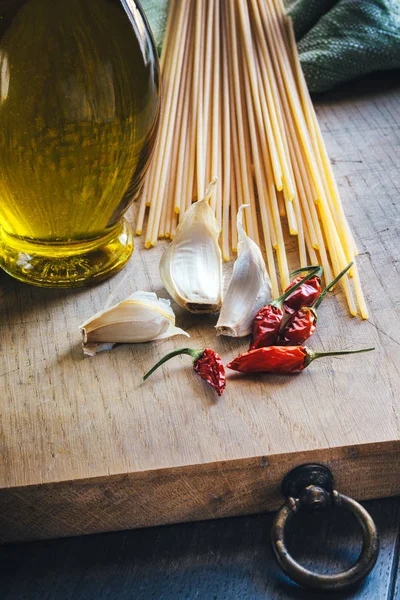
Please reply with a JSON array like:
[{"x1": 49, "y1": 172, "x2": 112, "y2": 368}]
[{"x1": 141, "y1": 0, "x2": 400, "y2": 92}]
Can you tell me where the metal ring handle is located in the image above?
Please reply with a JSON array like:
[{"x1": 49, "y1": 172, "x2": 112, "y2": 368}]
[{"x1": 271, "y1": 466, "x2": 380, "y2": 592}]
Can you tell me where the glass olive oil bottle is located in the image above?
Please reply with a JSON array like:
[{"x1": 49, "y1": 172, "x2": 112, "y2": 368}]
[{"x1": 0, "y1": 0, "x2": 159, "y2": 286}]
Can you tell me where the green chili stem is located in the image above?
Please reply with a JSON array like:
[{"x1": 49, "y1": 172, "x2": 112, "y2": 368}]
[
  {"x1": 143, "y1": 348, "x2": 204, "y2": 381},
  {"x1": 306, "y1": 347, "x2": 375, "y2": 367},
  {"x1": 313, "y1": 262, "x2": 353, "y2": 310},
  {"x1": 290, "y1": 265, "x2": 324, "y2": 279},
  {"x1": 272, "y1": 266, "x2": 321, "y2": 307}
]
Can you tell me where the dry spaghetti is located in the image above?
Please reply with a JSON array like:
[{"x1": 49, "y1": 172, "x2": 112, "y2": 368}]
[{"x1": 135, "y1": 0, "x2": 367, "y2": 318}]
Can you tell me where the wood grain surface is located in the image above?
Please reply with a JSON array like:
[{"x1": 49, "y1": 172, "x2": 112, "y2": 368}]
[
  {"x1": 1, "y1": 74, "x2": 400, "y2": 543},
  {"x1": 1, "y1": 497, "x2": 400, "y2": 599}
]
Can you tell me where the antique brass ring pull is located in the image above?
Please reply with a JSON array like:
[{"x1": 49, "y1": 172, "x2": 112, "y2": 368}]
[{"x1": 271, "y1": 464, "x2": 379, "y2": 592}]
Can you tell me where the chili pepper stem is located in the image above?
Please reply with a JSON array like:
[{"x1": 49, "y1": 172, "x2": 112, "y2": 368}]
[
  {"x1": 272, "y1": 266, "x2": 321, "y2": 308},
  {"x1": 306, "y1": 347, "x2": 375, "y2": 367},
  {"x1": 143, "y1": 348, "x2": 204, "y2": 380},
  {"x1": 289, "y1": 265, "x2": 324, "y2": 279},
  {"x1": 313, "y1": 262, "x2": 353, "y2": 310}
]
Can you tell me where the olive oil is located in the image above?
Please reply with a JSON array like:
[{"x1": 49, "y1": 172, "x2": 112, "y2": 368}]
[{"x1": 0, "y1": 0, "x2": 159, "y2": 286}]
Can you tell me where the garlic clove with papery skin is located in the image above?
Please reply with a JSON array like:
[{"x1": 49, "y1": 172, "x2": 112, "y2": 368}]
[
  {"x1": 216, "y1": 205, "x2": 272, "y2": 337},
  {"x1": 79, "y1": 291, "x2": 189, "y2": 356},
  {"x1": 159, "y1": 178, "x2": 223, "y2": 313}
]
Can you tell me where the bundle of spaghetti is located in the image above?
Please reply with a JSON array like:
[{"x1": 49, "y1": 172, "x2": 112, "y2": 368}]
[{"x1": 136, "y1": 0, "x2": 367, "y2": 318}]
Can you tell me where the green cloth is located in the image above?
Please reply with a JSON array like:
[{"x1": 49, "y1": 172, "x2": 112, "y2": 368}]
[
  {"x1": 141, "y1": 0, "x2": 169, "y2": 56},
  {"x1": 141, "y1": 0, "x2": 400, "y2": 93},
  {"x1": 287, "y1": 0, "x2": 400, "y2": 92}
]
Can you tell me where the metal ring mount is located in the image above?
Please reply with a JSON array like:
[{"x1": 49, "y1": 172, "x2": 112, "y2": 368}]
[{"x1": 271, "y1": 464, "x2": 379, "y2": 592}]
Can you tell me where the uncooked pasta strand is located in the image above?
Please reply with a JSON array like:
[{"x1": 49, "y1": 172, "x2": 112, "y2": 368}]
[
  {"x1": 237, "y1": 0, "x2": 283, "y2": 192},
  {"x1": 173, "y1": 2, "x2": 194, "y2": 216},
  {"x1": 242, "y1": 23, "x2": 279, "y2": 295},
  {"x1": 227, "y1": 0, "x2": 255, "y2": 240},
  {"x1": 249, "y1": 0, "x2": 295, "y2": 202},
  {"x1": 145, "y1": 1, "x2": 190, "y2": 247},
  {"x1": 221, "y1": 0, "x2": 231, "y2": 259},
  {"x1": 195, "y1": 0, "x2": 206, "y2": 200}
]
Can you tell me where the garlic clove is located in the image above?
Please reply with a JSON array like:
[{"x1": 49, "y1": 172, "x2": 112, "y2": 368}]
[
  {"x1": 82, "y1": 343, "x2": 115, "y2": 357},
  {"x1": 216, "y1": 205, "x2": 272, "y2": 337},
  {"x1": 80, "y1": 291, "x2": 189, "y2": 355},
  {"x1": 159, "y1": 179, "x2": 223, "y2": 313}
]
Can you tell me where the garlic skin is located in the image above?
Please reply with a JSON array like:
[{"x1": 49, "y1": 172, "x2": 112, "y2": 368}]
[
  {"x1": 216, "y1": 205, "x2": 272, "y2": 337},
  {"x1": 80, "y1": 291, "x2": 189, "y2": 356},
  {"x1": 160, "y1": 179, "x2": 223, "y2": 313}
]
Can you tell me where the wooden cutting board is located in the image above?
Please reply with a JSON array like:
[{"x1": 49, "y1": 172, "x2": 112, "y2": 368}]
[{"x1": 1, "y1": 77, "x2": 400, "y2": 544}]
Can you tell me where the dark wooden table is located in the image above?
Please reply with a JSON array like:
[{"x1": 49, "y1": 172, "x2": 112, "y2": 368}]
[{"x1": 1, "y1": 497, "x2": 400, "y2": 599}]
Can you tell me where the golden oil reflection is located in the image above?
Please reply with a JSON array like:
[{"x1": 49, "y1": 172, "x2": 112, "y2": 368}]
[{"x1": 0, "y1": 51, "x2": 10, "y2": 103}]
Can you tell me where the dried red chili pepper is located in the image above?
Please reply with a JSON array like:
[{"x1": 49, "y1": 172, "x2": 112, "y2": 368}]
[
  {"x1": 143, "y1": 347, "x2": 226, "y2": 396},
  {"x1": 250, "y1": 266, "x2": 321, "y2": 350},
  {"x1": 227, "y1": 345, "x2": 374, "y2": 374},
  {"x1": 283, "y1": 265, "x2": 324, "y2": 314},
  {"x1": 279, "y1": 263, "x2": 353, "y2": 346}
]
